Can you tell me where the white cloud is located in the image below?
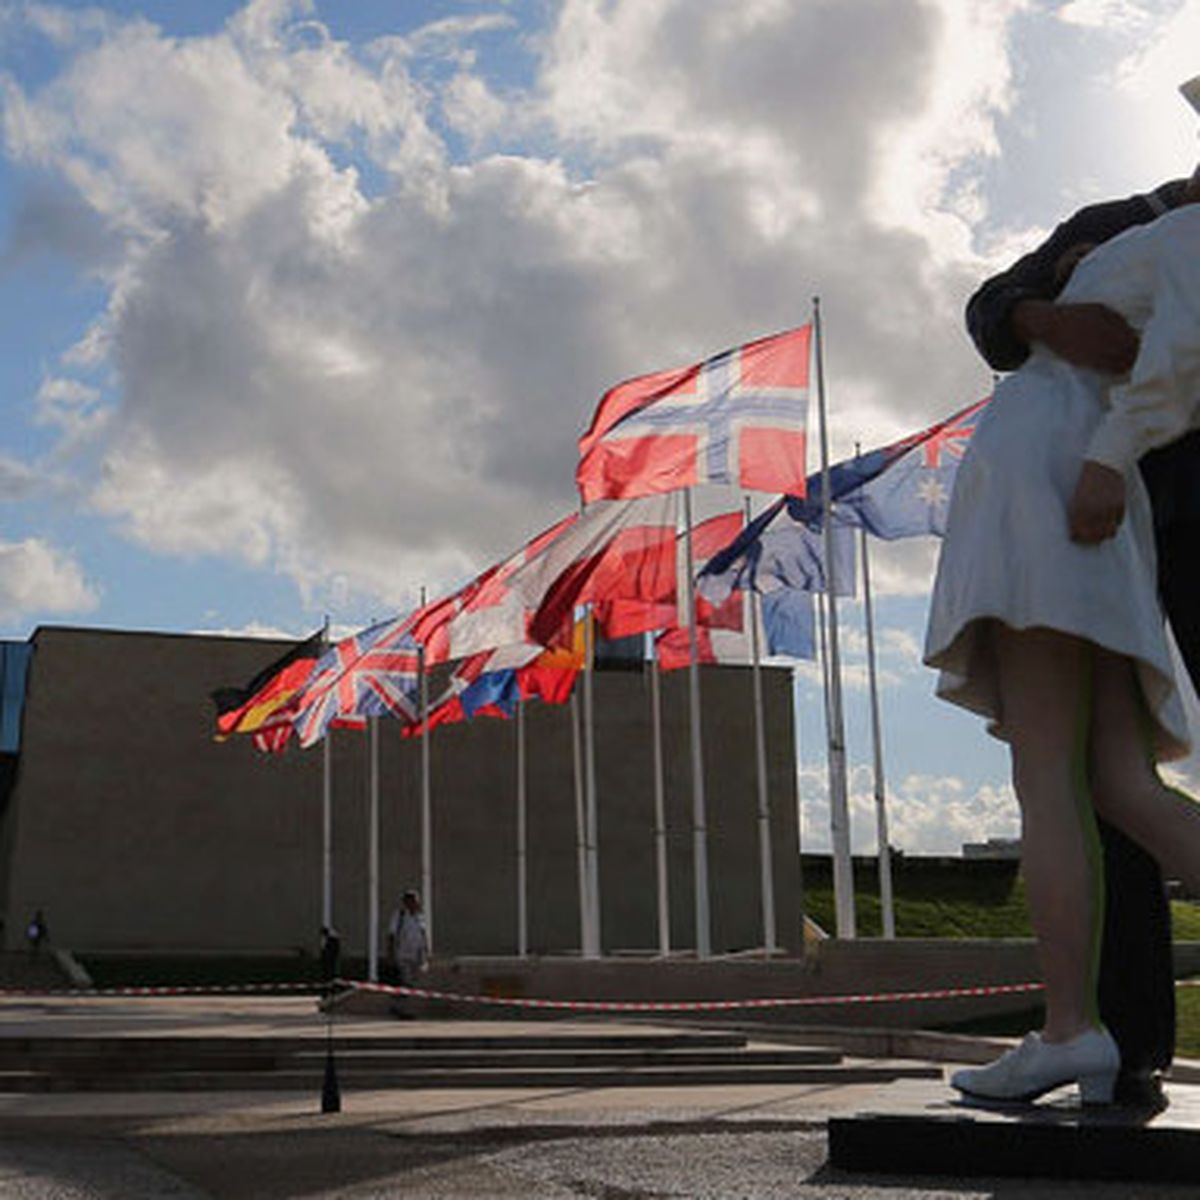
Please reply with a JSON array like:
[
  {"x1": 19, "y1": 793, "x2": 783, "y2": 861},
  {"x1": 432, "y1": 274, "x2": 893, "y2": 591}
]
[
  {"x1": 799, "y1": 762, "x2": 1019, "y2": 855},
  {"x1": 0, "y1": 0, "x2": 1035, "y2": 624},
  {"x1": 0, "y1": 538, "x2": 99, "y2": 625},
  {"x1": 1056, "y1": 0, "x2": 1156, "y2": 32},
  {"x1": 0, "y1": 454, "x2": 44, "y2": 501}
]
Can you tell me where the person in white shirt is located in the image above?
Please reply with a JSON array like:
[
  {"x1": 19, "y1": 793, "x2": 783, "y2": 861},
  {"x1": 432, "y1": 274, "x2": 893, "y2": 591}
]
[
  {"x1": 924, "y1": 170, "x2": 1200, "y2": 1105},
  {"x1": 386, "y1": 889, "x2": 429, "y2": 1017}
]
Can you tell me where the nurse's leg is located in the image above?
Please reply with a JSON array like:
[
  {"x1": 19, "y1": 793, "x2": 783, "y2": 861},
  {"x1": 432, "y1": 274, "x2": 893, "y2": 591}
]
[
  {"x1": 1090, "y1": 650, "x2": 1200, "y2": 891},
  {"x1": 995, "y1": 624, "x2": 1102, "y2": 1042}
]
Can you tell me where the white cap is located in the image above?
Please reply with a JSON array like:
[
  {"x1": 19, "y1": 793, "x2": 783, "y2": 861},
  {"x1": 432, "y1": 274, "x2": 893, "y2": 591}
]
[{"x1": 1182, "y1": 75, "x2": 1200, "y2": 116}]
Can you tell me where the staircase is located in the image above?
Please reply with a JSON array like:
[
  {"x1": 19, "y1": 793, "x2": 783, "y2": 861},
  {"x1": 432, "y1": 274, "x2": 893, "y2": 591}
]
[{"x1": 0, "y1": 1027, "x2": 941, "y2": 1093}]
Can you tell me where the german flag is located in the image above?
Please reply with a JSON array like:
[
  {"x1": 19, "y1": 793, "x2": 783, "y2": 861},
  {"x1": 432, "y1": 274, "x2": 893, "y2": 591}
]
[{"x1": 212, "y1": 630, "x2": 324, "y2": 742}]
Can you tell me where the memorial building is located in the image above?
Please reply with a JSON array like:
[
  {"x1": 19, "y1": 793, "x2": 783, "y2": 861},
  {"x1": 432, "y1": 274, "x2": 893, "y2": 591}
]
[{"x1": 0, "y1": 626, "x2": 802, "y2": 960}]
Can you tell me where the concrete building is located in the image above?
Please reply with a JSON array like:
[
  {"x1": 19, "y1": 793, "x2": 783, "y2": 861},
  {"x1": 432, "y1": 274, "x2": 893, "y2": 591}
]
[{"x1": 0, "y1": 626, "x2": 803, "y2": 960}]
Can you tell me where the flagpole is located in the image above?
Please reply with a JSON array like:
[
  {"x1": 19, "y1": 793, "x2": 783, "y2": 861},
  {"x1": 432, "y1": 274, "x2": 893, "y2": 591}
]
[
  {"x1": 322, "y1": 734, "x2": 333, "y2": 932},
  {"x1": 744, "y1": 497, "x2": 777, "y2": 955},
  {"x1": 813, "y1": 296, "x2": 856, "y2": 939},
  {"x1": 570, "y1": 691, "x2": 590, "y2": 955},
  {"x1": 793, "y1": 663, "x2": 808, "y2": 957},
  {"x1": 368, "y1": 714, "x2": 381, "y2": 982},
  {"x1": 682, "y1": 487, "x2": 712, "y2": 958},
  {"x1": 320, "y1": 619, "x2": 333, "y2": 937},
  {"x1": 649, "y1": 639, "x2": 671, "y2": 957},
  {"x1": 516, "y1": 697, "x2": 528, "y2": 957},
  {"x1": 571, "y1": 696, "x2": 590, "y2": 955},
  {"x1": 582, "y1": 608, "x2": 602, "y2": 957},
  {"x1": 857, "y1": 491, "x2": 895, "y2": 939},
  {"x1": 419, "y1": 587, "x2": 433, "y2": 950}
]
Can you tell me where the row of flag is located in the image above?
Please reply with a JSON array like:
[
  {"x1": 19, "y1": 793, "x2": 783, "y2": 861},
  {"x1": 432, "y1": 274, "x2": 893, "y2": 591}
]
[{"x1": 212, "y1": 323, "x2": 989, "y2": 752}]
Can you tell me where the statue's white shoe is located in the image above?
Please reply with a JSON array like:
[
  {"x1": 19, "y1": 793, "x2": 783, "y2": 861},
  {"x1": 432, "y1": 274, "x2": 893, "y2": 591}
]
[{"x1": 950, "y1": 1027, "x2": 1120, "y2": 1105}]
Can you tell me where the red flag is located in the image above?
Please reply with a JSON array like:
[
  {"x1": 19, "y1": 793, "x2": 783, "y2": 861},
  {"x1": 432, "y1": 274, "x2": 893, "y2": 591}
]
[
  {"x1": 655, "y1": 511, "x2": 749, "y2": 671},
  {"x1": 524, "y1": 496, "x2": 680, "y2": 647},
  {"x1": 576, "y1": 326, "x2": 811, "y2": 503}
]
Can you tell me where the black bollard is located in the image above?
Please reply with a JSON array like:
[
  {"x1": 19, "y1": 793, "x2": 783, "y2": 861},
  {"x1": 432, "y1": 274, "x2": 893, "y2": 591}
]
[{"x1": 319, "y1": 926, "x2": 342, "y2": 1114}]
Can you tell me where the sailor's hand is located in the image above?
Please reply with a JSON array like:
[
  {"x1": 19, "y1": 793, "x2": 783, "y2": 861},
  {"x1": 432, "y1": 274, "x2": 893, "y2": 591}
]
[
  {"x1": 1068, "y1": 460, "x2": 1126, "y2": 544},
  {"x1": 1013, "y1": 300, "x2": 1140, "y2": 375}
]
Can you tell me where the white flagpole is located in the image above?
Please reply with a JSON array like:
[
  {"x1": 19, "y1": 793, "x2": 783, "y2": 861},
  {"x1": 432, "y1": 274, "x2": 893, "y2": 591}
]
[
  {"x1": 368, "y1": 714, "x2": 381, "y2": 982},
  {"x1": 858, "y1": 499, "x2": 896, "y2": 939},
  {"x1": 793, "y1": 662, "x2": 808, "y2": 957},
  {"x1": 516, "y1": 697, "x2": 528, "y2": 957},
  {"x1": 814, "y1": 296, "x2": 856, "y2": 939},
  {"x1": 322, "y1": 734, "x2": 333, "y2": 932},
  {"x1": 568, "y1": 696, "x2": 592, "y2": 955},
  {"x1": 419, "y1": 587, "x2": 433, "y2": 950},
  {"x1": 682, "y1": 487, "x2": 711, "y2": 958},
  {"x1": 582, "y1": 610, "x2": 602, "y2": 957},
  {"x1": 320, "y1": 619, "x2": 333, "y2": 936},
  {"x1": 744, "y1": 497, "x2": 776, "y2": 955},
  {"x1": 649, "y1": 639, "x2": 671, "y2": 957},
  {"x1": 570, "y1": 692, "x2": 590, "y2": 955}
]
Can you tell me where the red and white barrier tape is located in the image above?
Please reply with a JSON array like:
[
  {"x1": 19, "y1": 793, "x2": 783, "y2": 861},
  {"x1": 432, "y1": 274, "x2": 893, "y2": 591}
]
[
  {"x1": 341, "y1": 978, "x2": 1047, "y2": 1013},
  {"x1": 6, "y1": 975, "x2": 1198, "y2": 1006}
]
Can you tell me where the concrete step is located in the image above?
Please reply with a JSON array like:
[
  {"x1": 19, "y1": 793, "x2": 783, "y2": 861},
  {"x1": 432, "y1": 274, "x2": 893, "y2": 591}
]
[
  {"x1": 0, "y1": 1044, "x2": 843, "y2": 1074},
  {"x1": 0, "y1": 1029, "x2": 750, "y2": 1058},
  {"x1": 0, "y1": 1061, "x2": 943, "y2": 1093}
]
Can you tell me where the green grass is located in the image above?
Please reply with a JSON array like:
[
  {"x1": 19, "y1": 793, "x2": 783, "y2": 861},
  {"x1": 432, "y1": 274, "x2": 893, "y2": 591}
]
[
  {"x1": 801, "y1": 856, "x2": 1033, "y2": 938},
  {"x1": 801, "y1": 856, "x2": 1200, "y2": 1056}
]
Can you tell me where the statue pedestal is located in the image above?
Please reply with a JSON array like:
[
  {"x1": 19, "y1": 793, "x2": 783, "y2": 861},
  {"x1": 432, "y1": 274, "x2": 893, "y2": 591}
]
[{"x1": 829, "y1": 1082, "x2": 1200, "y2": 1184}]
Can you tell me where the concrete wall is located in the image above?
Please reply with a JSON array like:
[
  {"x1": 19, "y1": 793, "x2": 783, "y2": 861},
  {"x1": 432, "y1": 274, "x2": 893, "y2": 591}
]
[{"x1": 0, "y1": 626, "x2": 802, "y2": 958}]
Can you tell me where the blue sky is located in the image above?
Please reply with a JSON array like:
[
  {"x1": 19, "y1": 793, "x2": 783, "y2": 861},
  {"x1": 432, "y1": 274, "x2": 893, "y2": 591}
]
[{"x1": 1, "y1": 0, "x2": 1198, "y2": 853}]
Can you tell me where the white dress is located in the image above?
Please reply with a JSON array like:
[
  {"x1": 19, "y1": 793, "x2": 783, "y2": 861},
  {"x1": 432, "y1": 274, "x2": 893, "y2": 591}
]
[{"x1": 925, "y1": 203, "x2": 1200, "y2": 761}]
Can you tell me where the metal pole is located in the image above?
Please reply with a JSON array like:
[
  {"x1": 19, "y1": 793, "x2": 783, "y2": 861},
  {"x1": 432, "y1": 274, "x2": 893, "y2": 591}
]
[
  {"x1": 368, "y1": 715, "x2": 380, "y2": 982},
  {"x1": 322, "y1": 734, "x2": 333, "y2": 932},
  {"x1": 745, "y1": 500, "x2": 776, "y2": 955},
  {"x1": 859, "y1": 512, "x2": 896, "y2": 939},
  {"x1": 649, "y1": 647, "x2": 671, "y2": 956},
  {"x1": 582, "y1": 612, "x2": 601, "y2": 957},
  {"x1": 570, "y1": 692, "x2": 590, "y2": 954},
  {"x1": 814, "y1": 296, "x2": 856, "y2": 938},
  {"x1": 682, "y1": 488, "x2": 711, "y2": 958},
  {"x1": 419, "y1": 587, "x2": 433, "y2": 950},
  {"x1": 516, "y1": 698, "x2": 528, "y2": 957}
]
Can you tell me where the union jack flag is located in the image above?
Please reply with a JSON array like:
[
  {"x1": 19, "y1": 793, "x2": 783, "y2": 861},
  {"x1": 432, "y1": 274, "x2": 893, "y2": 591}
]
[
  {"x1": 293, "y1": 620, "x2": 421, "y2": 747},
  {"x1": 576, "y1": 326, "x2": 811, "y2": 503}
]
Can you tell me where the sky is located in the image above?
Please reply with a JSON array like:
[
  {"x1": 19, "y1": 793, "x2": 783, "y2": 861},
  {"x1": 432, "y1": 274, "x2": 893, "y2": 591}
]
[{"x1": 0, "y1": 0, "x2": 1198, "y2": 856}]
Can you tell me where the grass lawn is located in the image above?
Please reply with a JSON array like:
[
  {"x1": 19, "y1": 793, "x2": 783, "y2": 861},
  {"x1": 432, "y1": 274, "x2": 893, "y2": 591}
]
[{"x1": 801, "y1": 857, "x2": 1200, "y2": 1056}]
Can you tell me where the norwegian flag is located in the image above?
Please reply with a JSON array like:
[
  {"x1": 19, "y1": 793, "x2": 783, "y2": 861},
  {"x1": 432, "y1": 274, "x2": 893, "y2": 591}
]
[
  {"x1": 293, "y1": 619, "x2": 421, "y2": 748},
  {"x1": 576, "y1": 326, "x2": 812, "y2": 503}
]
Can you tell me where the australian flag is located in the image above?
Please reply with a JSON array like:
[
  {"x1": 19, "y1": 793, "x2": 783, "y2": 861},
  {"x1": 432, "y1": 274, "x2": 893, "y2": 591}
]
[
  {"x1": 698, "y1": 395, "x2": 989, "y2": 603},
  {"x1": 826, "y1": 396, "x2": 989, "y2": 539}
]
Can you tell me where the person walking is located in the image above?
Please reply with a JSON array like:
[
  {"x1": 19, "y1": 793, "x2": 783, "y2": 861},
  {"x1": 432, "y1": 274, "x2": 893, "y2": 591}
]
[{"x1": 386, "y1": 889, "x2": 429, "y2": 1018}]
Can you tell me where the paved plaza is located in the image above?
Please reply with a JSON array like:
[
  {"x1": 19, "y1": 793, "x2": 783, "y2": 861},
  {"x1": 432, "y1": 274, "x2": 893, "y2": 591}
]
[{"x1": 0, "y1": 995, "x2": 1198, "y2": 1198}]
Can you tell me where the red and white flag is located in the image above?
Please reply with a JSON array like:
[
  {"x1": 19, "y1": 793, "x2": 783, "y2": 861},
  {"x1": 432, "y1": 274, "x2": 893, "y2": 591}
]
[
  {"x1": 403, "y1": 496, "x2": 681, "y2": 665},
  {"x1": 576, "y1": 326, "x2": 811, "y2": 504},
  {"x1": 655, "y1": 510, "x2": 750, "y2": 671}
]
